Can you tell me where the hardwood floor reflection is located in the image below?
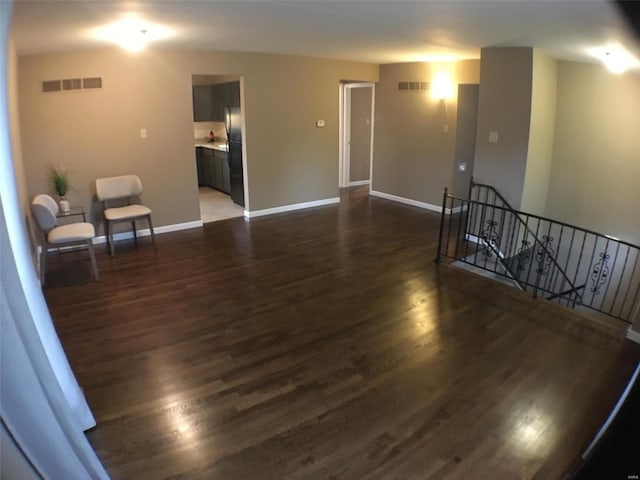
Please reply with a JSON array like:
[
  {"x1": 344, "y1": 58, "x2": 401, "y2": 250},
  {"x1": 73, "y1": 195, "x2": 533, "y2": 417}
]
[{"x1": 43, "y1": 186, "x2": 640, "y2": 479}]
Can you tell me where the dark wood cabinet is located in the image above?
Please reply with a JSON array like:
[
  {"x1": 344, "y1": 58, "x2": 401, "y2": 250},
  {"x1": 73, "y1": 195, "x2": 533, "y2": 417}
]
[
  {"x1": 192, "y1": 81, "x2": 241, "y2": 122},
  {"x1": 192, "y1": 86, "x2": 213, "y2": 122},
  {"x1": 196, "y1": 147, "x2": 230, "y2": 194},
  {"x1": 214, "y1": 150, "x2": 231, "y2": 194},
  {"x1": 196, "y1": 147, "x2": 205, "y2": 186},
  {"x1": 211, "y1": 83, "x2": 225, "y2": 122}
]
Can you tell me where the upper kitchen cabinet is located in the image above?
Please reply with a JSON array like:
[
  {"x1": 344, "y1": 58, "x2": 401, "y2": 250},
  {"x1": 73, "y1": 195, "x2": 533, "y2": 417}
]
[
  {"x1": 192, "y1": 85, "x2": 213, "y2": 122},
  {"x1": 193, "y1": 81, "x2": 241, "y2": 122},
  {"x1": 213, "y1": 81, "x2": 241, "y2": 121}
]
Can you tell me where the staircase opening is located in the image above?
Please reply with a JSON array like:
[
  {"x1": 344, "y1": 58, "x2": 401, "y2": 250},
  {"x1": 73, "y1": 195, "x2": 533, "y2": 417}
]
[{"x1": 435, "y1": 179, "x2": 640, "y2": 325}]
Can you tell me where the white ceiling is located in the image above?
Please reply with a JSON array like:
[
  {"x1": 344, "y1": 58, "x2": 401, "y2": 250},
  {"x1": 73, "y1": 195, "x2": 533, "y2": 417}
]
[{"x1": 9, "y1": 0, "x2": 640, "y2": 66}]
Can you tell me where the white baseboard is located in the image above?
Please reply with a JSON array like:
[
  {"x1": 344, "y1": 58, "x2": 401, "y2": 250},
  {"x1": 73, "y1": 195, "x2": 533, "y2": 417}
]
[
  {"x1": 93, "y1": 219, "x2": 203, "y2": 244},
  {"x1": 245, "y1": 197, "x2": 340, "y2": 218},
  {"x1": 347, "y1": 180, "x2": 370, "y2": 187},
  {"x1": 626, "y1": 328, "x2": 640, "y2": 344},
  {"x1": 369, "y1": 190, "x2": 445, "y2": 213}
]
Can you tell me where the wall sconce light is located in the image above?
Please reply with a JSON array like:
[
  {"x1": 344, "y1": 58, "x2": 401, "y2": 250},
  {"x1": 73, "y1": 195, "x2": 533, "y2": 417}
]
[{"x1": 431, "y1": 72, "x2": 454, "y2": 100}]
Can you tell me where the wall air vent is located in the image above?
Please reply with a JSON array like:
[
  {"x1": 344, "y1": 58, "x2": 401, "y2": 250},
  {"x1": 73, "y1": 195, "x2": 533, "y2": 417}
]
[
  {"x1": 83, "y1": 77, "x2": 102, "y2": 89},
  {"x1": 398, "y1": 81, "x2": 429, "y2": 93},
  {"x1": 62, "y1": 78, "x2": 82, "y2": 91},
  {"x1": 42, "y1": 80, "x2": 61, "y2": 92},
  {"x1": 42, "y1": 77, "x2": 103, "y2": 93}
]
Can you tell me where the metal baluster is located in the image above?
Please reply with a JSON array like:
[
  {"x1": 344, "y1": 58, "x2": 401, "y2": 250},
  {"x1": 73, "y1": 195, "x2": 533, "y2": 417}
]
[
  {"x1": 434, "y1": 187, "x2": 448, "y2": 263},
  {"x1": 562, "y1": 228, "x2": 577, "y2": 306},
  {"x1": 618, "y1": 249, "x2": 640, "y2": 319},
  {"x1": 611, "y1": 246, "x2": 631, "y2": 318},
  {"x1": 600, "y1": 241, "x2": 621, "y2": 314}
]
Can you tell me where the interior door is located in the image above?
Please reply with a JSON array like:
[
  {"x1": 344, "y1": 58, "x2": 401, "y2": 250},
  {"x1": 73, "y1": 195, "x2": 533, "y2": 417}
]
[{"x1": 348, "y1": 86, "x2": 372, "y2": 185}]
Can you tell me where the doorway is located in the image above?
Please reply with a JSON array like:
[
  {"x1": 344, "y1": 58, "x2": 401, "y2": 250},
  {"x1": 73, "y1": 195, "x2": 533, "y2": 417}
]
[
  {"x1": 339, "y1": 83, "x2": 375, "y2": 189},
  {"x1": 191, "y1": 74, "x2": 246, "y2": 223}
]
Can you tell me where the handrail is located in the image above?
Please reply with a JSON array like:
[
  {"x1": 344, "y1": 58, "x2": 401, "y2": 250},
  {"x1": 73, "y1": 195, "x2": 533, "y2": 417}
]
[
  {"x1": 451, "y1": 192, "x2": 584, "y2": 304},
  {"x1": 470, "y1": 178, "x2": 640, "y2": 251},
  {"x1": 470, "y1": 178, "x2": 513, "y2": 209},
  {"x1": 435, "y1": 185, "x2": 640, "y2": 323}
]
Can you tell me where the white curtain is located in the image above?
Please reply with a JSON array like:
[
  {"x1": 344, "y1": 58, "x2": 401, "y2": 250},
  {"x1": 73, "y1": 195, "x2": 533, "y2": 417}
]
[{"x1": 0, "y1": 1, "x2": 108, "y2": 477}]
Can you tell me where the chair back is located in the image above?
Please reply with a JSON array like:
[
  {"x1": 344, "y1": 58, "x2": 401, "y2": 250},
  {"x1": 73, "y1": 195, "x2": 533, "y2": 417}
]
[
  {"x1": 96, "y1": 175, "x2": 143, "y2": 202},
  {"x1": 32, "y1": 194, "x2": 59, "y2": 231}
]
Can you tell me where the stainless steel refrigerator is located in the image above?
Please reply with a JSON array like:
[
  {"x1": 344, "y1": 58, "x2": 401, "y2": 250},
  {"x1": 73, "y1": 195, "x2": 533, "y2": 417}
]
[{"x1": 224, "y1": 106, "x2": 244, "y2": 207}]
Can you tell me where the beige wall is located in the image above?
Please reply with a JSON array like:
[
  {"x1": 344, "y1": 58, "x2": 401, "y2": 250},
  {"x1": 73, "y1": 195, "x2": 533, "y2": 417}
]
[
  {"x1": 8, "y1": 37, "x2": 27, "y2": 215},
  {"x1": 349, "y1": 86, "x2": 372, "y2": 182},
  {"x1": 474, "y1": 47, "x2": 533, "y2": 209},
  {"x1": 521, "y1": 50, "x2": 557, "y2": 215},
  {"x1": 546, "y1": 62, "x2": 640, "y2": 244},
  {"x1": 372, "y1": 60, "x2": 480, "y2": 206},
  {"x1": 451, "y1": 84, "x2": 479, "y2": 197},
  {"x1": 17, "y1": 48, "x2": 378, "y2": 232}
]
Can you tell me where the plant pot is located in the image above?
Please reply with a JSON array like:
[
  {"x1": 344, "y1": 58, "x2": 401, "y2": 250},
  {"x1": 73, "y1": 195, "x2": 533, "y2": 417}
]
[{"x1": 59, "y1": 198, "x2": 70, "y2": 213}]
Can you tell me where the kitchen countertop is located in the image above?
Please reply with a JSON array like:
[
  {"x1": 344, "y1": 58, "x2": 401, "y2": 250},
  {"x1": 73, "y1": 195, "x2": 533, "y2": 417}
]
[{"x1": 194, "y1": 141, "x2": 228, "y2": 152}]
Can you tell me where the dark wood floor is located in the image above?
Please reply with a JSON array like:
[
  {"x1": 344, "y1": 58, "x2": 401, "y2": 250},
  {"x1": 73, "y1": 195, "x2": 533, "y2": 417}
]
[{"x1": 44, "y1": 186, "x2": 640, "y2": 479}]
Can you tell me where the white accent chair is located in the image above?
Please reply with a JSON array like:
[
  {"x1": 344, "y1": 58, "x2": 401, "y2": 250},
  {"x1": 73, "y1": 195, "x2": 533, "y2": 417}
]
[
  {"x1": 31, "y1": 194, "x2": 99, "y2": 284},
  {"x1": 95, "y1": 174, "x2": 156, "y2": 256}
]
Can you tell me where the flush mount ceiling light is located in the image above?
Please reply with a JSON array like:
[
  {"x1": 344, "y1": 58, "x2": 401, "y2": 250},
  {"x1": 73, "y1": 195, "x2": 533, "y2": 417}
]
[
  {"x1": 92, "y1": 17, "x2": 172, "y2": 52},
  {"x1": 589, "y1": 46, "x2": 639, "y2": 74}
]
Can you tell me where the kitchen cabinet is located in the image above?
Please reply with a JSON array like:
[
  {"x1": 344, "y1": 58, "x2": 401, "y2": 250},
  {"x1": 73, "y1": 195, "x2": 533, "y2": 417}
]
[
  {"x1": 193, "y1": 81, "x2": 241, "y2": 122},
  {"x1": 214, "y1": 150, "x2": 231, "y2": 194},
  {"x1": 202, "y1": 148, "x2": 214, "y2": 187},
  {"x1": 192, "y1": 86, "x2": 213, "y2": 122},
  {"x1": 196, "y1": 147, "x2": 230, "y2": 194},
  {"x1": 196, "y1": 147, "x2": 205, "y2": 186}
]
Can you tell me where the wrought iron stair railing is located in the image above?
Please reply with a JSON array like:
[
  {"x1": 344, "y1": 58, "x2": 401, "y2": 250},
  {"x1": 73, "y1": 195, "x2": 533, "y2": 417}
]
[{"x1": 435, "y1": 181, "x2": 640, "y2": 324}]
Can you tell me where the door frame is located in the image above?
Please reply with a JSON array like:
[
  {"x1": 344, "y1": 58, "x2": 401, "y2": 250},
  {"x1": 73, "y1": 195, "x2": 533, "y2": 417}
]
[{"x1": 339, "y1": 82, "x2": 375, "y2": 189}]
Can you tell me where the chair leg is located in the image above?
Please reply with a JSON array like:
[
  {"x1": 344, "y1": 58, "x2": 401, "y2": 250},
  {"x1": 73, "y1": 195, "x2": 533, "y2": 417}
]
[
  {"x1": 132, "y1": 220, "x2": 138, "y2": 246},
  {"x1": 104, "y1": 219, "x2": 111, "y2": 255},
  {"x1": 108, "y1": 222, "x2": 115, "y2": 256},
  {"x1": 87, "y1": 240, "x2": 99, "y2": 280},
  {"x1": 147, "y1": 215, "x2": 157, "y2": 249},
  {"x1": 40, "y1": 244, "x2": 47, "y2": 285}
]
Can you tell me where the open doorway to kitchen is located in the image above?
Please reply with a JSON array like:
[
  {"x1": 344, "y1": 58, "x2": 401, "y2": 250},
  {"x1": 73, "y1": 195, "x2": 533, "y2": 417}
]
[
  {"x1": 339, "y1": 82, "x2": 375, "y2": 189},
  {"x1": 191, "y1": 74, "x2": 246, "y2": 223}
]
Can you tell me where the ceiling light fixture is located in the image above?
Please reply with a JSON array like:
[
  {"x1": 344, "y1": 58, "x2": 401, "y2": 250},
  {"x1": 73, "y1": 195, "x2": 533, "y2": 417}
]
[
  {"x1": 589, "y1": 46, "x2": 639, "y2": 74},
  {"x1": 92, "y1": 17, "x2": 172, "y2": 52}
]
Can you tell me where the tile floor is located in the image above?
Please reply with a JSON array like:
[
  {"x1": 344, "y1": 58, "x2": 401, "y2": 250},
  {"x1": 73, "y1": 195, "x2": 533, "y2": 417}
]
[{"x1": 198, "y1": 187, "x2": 244, "y2": 223}]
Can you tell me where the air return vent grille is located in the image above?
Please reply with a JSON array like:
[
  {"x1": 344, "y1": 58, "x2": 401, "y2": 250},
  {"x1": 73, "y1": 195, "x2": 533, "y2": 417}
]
[
  {"x1": 42, "y1": 77, "x2": 103, "y2": 93},
  {"x1": 398, "y1": 81, "x2": 429, "y2": 92}
]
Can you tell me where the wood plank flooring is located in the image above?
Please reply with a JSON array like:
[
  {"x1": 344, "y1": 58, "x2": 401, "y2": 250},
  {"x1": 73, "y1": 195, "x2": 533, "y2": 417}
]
[{"x1": 43, "y1": 186, "x2": 640, "y2": 479}]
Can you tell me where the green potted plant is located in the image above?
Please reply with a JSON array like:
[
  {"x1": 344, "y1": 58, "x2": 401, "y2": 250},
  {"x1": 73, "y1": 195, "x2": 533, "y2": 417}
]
[{"x1": 48, "y1": 166, "x2": 71, "y2": 212}]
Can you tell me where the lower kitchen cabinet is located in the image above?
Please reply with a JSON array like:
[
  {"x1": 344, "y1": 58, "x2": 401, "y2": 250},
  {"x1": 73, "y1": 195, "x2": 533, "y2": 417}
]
[
  {"x1": 196, "y1": 147, "x2": 230, "y2": 195},
  {"x1": 214, "y1": 150, "x2": 231, "y2": 194}
]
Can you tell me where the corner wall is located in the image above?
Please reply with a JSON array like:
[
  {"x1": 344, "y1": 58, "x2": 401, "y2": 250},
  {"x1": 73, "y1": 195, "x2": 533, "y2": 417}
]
[
  {"x1": 521, "y1": 50, "x2": 557, "y2": 216},
  {"x1": 372, "y1": 60, "x2": 480, "y2": 207},
  {"x1": 473, "y1": 47, "x2": 533, "y2": 209},
  {"x1": 546, "y1": 62, "x2": 640, "y2": 244}
]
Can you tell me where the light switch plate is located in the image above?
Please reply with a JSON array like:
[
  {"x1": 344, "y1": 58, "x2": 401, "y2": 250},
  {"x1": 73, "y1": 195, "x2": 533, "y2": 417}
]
[
  {"x1": 316, "y1": 120, "x2": 325, "y2": 128},
  {"x1": 488, "y1": 131, "x2": 499, "y2": 143},
  {"x1": 140, "y1": 128, "x2": 148, "y2": 139}
]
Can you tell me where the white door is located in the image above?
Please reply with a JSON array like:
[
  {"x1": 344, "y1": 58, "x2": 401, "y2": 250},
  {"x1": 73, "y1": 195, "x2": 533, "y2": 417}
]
[{"x1": 339, "y1": 83, "x2": 375, "y2": 188}]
